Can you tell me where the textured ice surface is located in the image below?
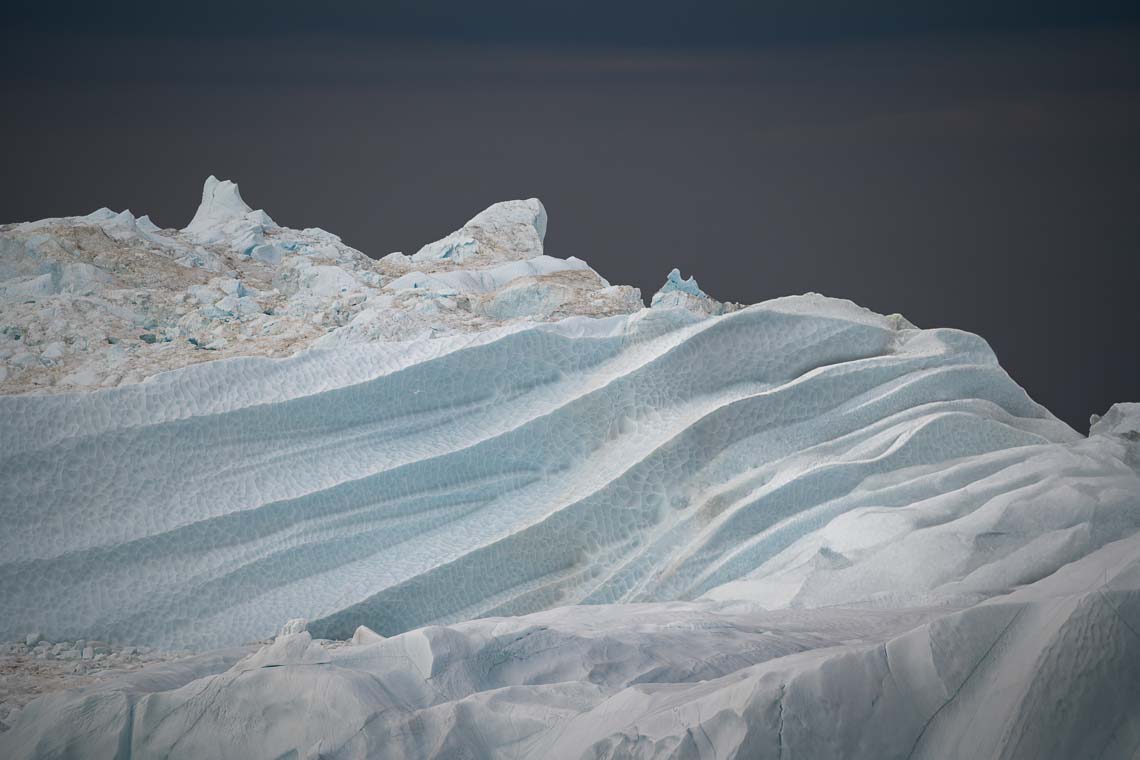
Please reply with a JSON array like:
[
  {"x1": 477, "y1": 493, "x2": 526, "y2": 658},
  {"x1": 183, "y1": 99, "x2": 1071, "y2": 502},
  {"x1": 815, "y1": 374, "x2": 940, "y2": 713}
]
[
  {"x1": 0, "y1": 178, "x2": 641, "y2": 393},
  {"x1": 4, "y1": 532, "x2": 1138, "y2": 759},
  {"x1": 1, "y1": 183, "x2": 1138, "y2": 758},
  {"x1": 2, "y1": 290, "x2": 1137, "y2": 651}
]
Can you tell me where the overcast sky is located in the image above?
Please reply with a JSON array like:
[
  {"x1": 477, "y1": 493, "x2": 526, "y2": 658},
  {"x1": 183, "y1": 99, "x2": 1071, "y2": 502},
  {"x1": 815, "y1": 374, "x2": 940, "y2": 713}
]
[{"x1": 2, "y1": 3, "x2": 1138, "y2": 429}]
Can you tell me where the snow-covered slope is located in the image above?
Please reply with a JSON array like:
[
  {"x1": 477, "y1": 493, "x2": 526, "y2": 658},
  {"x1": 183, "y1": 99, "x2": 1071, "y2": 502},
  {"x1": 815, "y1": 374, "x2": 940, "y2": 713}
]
[{"x1": 1, "y1": 179, "x2": 1137, "y2": 758}]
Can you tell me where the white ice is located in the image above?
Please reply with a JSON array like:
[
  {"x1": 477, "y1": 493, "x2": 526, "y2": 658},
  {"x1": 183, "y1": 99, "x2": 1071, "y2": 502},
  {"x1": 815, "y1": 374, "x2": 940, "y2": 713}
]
[
  {"x1": 4, "y1": 532, "x2": 1138, "y2": 758},
  {"x1": 0, "y1": 180, "x2": 1137, "y2": 759}
]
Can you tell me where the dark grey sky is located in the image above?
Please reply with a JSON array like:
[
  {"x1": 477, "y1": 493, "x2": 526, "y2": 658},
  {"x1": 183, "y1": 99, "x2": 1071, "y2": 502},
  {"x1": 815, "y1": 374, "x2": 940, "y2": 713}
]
[{"x1": 2, "y1": 3, "x2": 1138, "y2": 430}]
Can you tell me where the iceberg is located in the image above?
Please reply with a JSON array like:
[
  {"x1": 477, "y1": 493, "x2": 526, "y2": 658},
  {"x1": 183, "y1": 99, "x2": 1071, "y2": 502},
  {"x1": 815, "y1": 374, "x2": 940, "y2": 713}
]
[{"x1": 0, "y1": 178, "x2": 1137, "y2": 759}]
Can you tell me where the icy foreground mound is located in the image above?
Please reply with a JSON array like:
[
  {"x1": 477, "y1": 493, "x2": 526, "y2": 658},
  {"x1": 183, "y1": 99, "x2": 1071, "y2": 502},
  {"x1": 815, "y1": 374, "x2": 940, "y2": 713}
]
[
  {"x1": 5, "y1": 535, "x2": 1140, "y2": 759},
  {"x1": 1, "y1": 179, "x2": 1139, "y2": 757}
]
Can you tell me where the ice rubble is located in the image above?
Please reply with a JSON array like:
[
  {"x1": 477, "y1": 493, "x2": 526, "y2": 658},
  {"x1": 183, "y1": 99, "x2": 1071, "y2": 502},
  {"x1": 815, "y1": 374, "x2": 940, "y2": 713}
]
[
  {"x1": 1, "y1": 179, "x2": 1138, "y2": 758},
  {"x1": 0, "y1": 637, "x2": 206, "y2": 733},
  {"x1": 0, "y1": 178, "x2": 641, "y2": 393}
]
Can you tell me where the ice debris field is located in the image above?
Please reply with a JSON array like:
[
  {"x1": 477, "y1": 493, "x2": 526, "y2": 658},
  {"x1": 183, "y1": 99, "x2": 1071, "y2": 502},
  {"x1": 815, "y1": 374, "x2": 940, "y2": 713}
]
[{"x1": 1, "y1": 178, "x2": 1138, "y2": 759}]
